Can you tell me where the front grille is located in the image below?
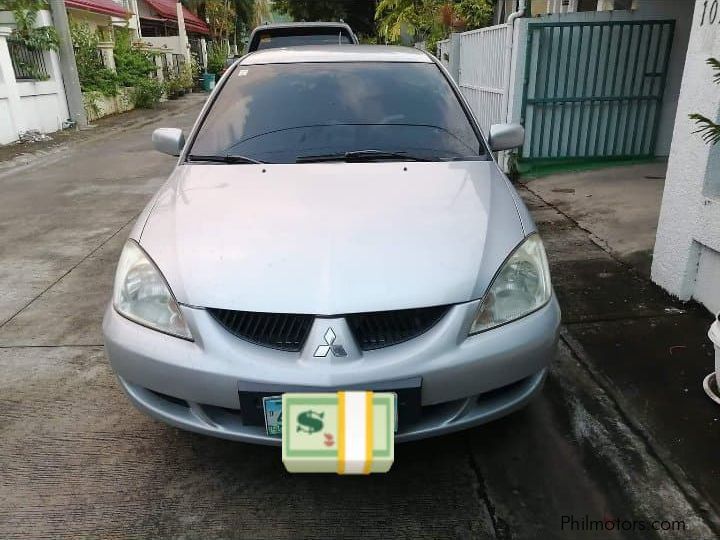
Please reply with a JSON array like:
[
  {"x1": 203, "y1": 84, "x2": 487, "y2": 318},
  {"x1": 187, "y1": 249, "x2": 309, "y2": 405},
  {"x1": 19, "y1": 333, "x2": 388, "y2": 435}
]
[
  {"x1": 346, "y1": 306, "x2": 450, "y2": 351},
  {"x1": 207, "y1": 308, "x2": 313, "y2": 352}
]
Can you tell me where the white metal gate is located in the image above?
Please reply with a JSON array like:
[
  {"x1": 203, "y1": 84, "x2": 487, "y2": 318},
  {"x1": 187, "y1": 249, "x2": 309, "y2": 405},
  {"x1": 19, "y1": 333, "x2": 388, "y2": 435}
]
[{"x1": 457, "y1": 24, "x2": 509, "y2": 134}]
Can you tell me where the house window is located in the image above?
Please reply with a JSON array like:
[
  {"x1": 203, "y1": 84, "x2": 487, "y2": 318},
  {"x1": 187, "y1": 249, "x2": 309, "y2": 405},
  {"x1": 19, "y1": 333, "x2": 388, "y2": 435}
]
[
  {"x1": 612, "y1": 0, "x2": 634, "y2": 10},
  {"x1": 577, "y1": 0, "x2": 597, "y2": 11}
]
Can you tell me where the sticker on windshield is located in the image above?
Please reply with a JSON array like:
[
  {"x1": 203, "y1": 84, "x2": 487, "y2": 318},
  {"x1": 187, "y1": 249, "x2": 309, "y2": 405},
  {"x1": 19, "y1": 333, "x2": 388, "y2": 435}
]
[{"x1": 237, "y1": 69, "x2": 249, "y2": 77}]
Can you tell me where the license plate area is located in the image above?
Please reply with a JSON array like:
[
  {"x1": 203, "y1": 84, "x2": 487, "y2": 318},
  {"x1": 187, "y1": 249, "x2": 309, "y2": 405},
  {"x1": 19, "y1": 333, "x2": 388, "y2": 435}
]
[
  {"x1": 263, "y1": 393, "x2": 400, "y2": 437},
  {"x1": 237, "y1": 378, "x2": 422, "y2": 436}
]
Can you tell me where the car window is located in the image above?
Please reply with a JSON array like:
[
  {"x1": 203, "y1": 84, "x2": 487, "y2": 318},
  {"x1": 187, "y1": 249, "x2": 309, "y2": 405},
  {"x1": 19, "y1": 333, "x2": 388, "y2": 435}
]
[
  {"x1": 189, "y1": 62, "x2": 487, "y2": 163},
  {"x1": 252, "y1": 31, "x2": 353, "y2": 51}
]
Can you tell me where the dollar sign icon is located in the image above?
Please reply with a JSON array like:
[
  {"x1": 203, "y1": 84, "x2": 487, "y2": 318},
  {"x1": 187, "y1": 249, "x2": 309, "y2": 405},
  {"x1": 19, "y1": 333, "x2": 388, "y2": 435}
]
[{"x1": 296, "y1": 410, "x2": 324, "y2": 434}]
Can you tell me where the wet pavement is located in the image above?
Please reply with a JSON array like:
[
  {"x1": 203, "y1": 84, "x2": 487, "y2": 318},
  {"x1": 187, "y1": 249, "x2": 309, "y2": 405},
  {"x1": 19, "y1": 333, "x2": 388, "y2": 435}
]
[
  {"x1": 521, "y1": 184, "x2": 720, "y2": 524},
  {"x1": 0, "y1": 96, "x2": 718, "y2": 539}
]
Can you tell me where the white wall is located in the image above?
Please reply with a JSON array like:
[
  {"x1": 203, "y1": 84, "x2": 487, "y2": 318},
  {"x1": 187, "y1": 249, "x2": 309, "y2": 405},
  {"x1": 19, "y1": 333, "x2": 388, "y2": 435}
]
[
  {"x1": 0, "y1": 97, "x2": 16, "y2": 142},
  {"x1": 18, "y1": 81, "x2": 70, "y2": 133},
  {"x1": 0, "y1": 10, "x2": 69, "y2": 145},
  {"x1": 137, "y1": 36, "x2": 184, "y2": 54},
  {"x1": 652, "y1": 0, "x2": 720, "y2": 314}
]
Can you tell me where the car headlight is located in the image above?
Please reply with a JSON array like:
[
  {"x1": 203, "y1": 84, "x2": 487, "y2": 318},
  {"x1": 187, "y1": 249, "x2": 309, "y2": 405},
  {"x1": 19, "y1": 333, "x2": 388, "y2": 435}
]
[
  {"x1": 469, "y1": 233, "x2": 551, "y2": 334},
  {"x1": 112, "y1": 239, "x2": 193, "y2": 340}
]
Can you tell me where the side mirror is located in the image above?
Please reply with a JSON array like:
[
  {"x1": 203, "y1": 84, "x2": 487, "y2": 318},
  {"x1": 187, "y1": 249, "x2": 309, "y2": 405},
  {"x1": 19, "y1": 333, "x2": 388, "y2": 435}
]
[
  {"x1": 488, "y1": 123, "x2": 524, "y2": 152},
  {"x1": 152, "y1": 128, "x2": 185, "y2": 156}
]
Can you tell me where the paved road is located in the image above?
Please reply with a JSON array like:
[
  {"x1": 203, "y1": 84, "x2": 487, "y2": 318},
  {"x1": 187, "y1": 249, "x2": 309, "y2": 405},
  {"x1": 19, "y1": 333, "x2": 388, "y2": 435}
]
[{"x1": 0, "y1": 95, "x2": 713, "y2": 539}]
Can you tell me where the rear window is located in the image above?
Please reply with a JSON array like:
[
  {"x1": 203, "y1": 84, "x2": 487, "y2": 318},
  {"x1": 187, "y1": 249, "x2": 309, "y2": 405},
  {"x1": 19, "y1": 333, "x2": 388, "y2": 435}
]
[
  {"x1": 250, "y1": 28, "x2": 353, "y2": 51},
  {"x1": 189, "y1": 61, "x2": 487, "y2": 164}
]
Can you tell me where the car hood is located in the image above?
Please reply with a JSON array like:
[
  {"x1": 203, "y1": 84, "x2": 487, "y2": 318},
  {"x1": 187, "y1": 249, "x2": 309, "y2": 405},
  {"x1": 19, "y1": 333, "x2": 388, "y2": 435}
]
[{"x1": 139, "y1": 161, "x2": 526, "y2": 314}]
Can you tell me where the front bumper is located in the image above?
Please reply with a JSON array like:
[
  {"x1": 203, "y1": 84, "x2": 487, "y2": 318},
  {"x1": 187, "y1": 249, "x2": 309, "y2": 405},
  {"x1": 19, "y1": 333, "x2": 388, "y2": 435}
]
[{"x1": 103, "y1": 296, "x2": 561, "y2": 445}]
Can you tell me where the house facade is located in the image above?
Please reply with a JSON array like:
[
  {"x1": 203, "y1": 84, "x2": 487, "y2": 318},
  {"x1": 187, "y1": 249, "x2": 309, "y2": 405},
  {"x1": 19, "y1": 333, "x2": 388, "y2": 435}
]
[
  {"x1": 494, "y1": 0, "x2": 637, "y2": 23},
  {"x1": 135, "y1": 0, "x2": 209, "y2": 64},
  {"x1": 0, "y1": 0, "x2": 208, "y2": 145}
]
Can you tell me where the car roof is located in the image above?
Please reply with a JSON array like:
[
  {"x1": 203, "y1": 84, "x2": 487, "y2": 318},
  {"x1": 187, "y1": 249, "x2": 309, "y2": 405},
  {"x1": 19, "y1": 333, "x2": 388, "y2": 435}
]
[
  {"x1": 252, "y1": 21, "x2": 353, "y2": 30},
  {"x1": 241, "y1": 45, "x2": 433, "y2": 65}
]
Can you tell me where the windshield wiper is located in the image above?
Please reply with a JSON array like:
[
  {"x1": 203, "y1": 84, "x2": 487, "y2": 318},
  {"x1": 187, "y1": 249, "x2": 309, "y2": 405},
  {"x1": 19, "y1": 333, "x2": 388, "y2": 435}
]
[
  {"x1": 296, "y1": 150, "x2": 431, "y2": 163},
  {"x1": 187, "y1": 154, "x2": 265, "y2": 164}
]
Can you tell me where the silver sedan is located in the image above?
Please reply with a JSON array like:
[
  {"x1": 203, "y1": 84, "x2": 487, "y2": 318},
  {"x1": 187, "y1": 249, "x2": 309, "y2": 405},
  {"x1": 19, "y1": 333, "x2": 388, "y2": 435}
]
[{"x1": 102, "y1": 46, "x2": 561, "y2": 444}]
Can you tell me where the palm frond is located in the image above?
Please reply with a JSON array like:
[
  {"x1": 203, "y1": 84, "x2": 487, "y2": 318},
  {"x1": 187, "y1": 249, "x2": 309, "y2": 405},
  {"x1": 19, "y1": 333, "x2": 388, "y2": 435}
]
[
  {"x1": 689, "y1": 113, "x2": 720, "y2": 145},
  {"x1": 707, "y1": 57, "x2": 720, "y2": 85}
]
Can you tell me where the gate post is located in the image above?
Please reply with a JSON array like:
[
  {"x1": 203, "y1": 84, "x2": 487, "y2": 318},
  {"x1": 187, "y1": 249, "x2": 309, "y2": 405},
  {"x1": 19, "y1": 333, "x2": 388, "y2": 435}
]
[{"x1": 448, "y1": 32, "x2": 461, "y2": 82}]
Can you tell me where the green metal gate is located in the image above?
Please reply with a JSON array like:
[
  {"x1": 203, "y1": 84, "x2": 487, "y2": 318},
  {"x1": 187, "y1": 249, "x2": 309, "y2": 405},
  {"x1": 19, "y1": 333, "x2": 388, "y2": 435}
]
[{"x1": 521, "y1": 20, "x2": 675, "y2": 161}]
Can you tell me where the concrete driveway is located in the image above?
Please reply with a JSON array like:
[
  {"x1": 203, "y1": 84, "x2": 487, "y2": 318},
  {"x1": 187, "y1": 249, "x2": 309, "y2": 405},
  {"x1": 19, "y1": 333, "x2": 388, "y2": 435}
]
[
  {"x1": 0, "y1": 97, "x2": 715, "y2": 539},
  {"x1": 524, "y1": 162, "x2": 668, "y2": 277}
]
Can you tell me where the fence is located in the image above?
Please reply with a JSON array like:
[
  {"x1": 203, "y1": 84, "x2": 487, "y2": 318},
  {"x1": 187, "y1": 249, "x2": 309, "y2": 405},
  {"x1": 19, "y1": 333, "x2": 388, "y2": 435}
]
[
  {"x1": 434, "y1": 11, "x2": 681, "y2": 165},
  {"x1": 457, "y1": 24, "x2": 509, "y2": 134},
  {"x1": 8, "y1": 41, "x2": 48, "y2": 80},
  {"x1": 520, "y1": 19, "x2": 675, "y2": 160}
]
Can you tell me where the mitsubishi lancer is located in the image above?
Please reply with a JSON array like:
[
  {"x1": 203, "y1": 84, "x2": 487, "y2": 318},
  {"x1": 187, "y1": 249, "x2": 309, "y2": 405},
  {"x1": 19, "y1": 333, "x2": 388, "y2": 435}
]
[{"x1": 102, "y1": 46, "x2": 561, "y2": 444}]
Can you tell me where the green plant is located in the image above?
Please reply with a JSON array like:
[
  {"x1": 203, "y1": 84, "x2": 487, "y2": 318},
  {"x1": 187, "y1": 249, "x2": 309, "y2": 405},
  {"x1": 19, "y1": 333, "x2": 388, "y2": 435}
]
[
  {"x1": 206, "y1": 42, "x2": 228, "y2": 76},
  {"x1": 133, "y1": 78, "x2": 165, "y2": 108},
  {"x1": 114, "y1": 28, "x2": 157, "y2": 87},
  {"x1": 179, "y1": 62, "x2": 194, "y2": 89},
  {"x1": 165, "y1": 72, "x2": 182, "y2": 96},
  {"x1": 70, "y1": 22, "x2": 119, "y2": 95},
  {"x1": 273, "y1": 0, "x2": 376, "y2": 36},
  {"x1": 82, "y1": 91, "x2": 102, "y2": 119},
  {"x1": 689, "y1": 58, "x2": 720, "y2": 146},
  {"x1": 206, "y1": 0, "x2": 236, "y2": 40},
  {"x1": 4, "y1": 0, "x2": 59, "y2": 49},
  {"x1": 375, "y1": 0, "x2": 493, "y2": 50},
  {"x1": 188, "y1": 55, "x2": 202, "y2": 88},
  {"x1": 454, "y1": 0, "x2": 493, "y2": 29},
  {"x1": 3, "y1": 0, "x2": 59, "y2": 80}
]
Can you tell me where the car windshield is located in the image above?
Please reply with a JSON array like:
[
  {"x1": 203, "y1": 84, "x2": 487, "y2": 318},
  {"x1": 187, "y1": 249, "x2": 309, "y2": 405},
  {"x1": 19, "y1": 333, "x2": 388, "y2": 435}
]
[
  {"x1": 251, "y1": 29, "x2": 353, "y2": 50},
  {"x1": 189, "y1": 61, "x2": 487, "y2": 164}
]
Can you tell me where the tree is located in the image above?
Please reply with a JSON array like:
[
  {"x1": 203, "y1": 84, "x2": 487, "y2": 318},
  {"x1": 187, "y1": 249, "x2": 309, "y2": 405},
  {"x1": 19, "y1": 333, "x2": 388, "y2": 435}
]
[
  {"x1": 273, "y1": 0, "x2": 378, "y2": 37},
  {"x1": 233, "y1": 0, "x2": 270, "y2": 37},
  {"x1": 454, "y1": 0, "x2": 493, "y2": 29},
  {"x1": 375, "y1": 0, "x2": 438, "y2": 44},
  {"x1": 375, "y1": 0, "x2": 493, "y2": 49},
  {"x1": 205, "y1": 0, "x2": 236, "y2": 40},
  {"x1": 182, "y1": 0, "x2": 269, "y2": 42},
  {"x1": 689, "y1": 58, "x2": 720, "y2": 146}
]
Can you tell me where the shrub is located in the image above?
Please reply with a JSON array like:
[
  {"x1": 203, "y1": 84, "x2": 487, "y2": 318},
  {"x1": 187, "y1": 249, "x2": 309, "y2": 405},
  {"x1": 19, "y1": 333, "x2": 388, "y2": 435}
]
[
  {"x1": 70, "y1": 22, "x2": 118, "y2": 95},
  {"x1": 179, "y1": 62, "x2": 194, "y2": 89},
  {"x1": 114, "y1": 28, "x2": 157, "y2": 87},
  {"x1": 206, "y1": 42, "x2": 228, "y2": 76},
  {"x1": 133, "y1": 78, "x2": 164, "y2": 108}
]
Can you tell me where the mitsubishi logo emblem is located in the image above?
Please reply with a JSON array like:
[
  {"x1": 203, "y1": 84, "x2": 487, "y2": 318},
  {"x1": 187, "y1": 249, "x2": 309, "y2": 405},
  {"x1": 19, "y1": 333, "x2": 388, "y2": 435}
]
[{"x1": 313, "y1": 328, "x2": 347, "y2": 358}]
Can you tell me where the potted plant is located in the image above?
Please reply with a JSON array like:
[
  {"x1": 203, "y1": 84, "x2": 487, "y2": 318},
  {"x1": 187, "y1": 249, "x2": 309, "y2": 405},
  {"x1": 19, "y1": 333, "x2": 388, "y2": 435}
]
[
  {"x1": 705, "y1": 314, "x2": 720, "y2": 405},
  {"x1": 176, "y1": 71, "x2": 186, "y2": 96},
  {"x1": 181, "y1": 63, "x2": 194, "y2": 93},
  {"x1": 166, "y1": 74, "x2": 180, "y2": 99}
]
